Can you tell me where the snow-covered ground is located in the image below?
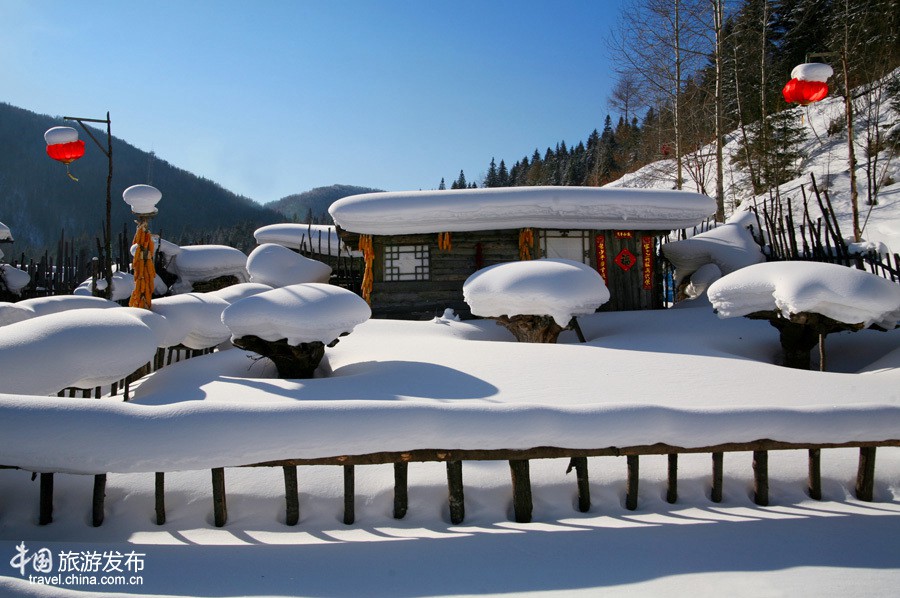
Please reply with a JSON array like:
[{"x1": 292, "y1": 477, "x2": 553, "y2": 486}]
[
  {"x1": 0, "y1": 302, "x2": 898, "y2": 597},
  {"x1": 608, "y1": 71, "x2": 900, "y2": 255}
]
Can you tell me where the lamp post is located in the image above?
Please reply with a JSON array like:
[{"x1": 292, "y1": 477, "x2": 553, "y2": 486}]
[
  {"x1": 122, "y1": 185, "x2": 161, "y2": 309},
  {"x1": 44, "y1": 113, "x2": 113, "y2": 298}
]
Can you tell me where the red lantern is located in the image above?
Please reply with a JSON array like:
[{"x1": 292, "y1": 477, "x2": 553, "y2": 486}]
[
  {"x1": 782, "y1": 63, "x2": 833, "y2": 106},
  {"x1": 46, "y1": 140, "x2": 86, "y2": 163},
  {"x1": 44, "y1": 126, "x2": 86, "y2": 181}
]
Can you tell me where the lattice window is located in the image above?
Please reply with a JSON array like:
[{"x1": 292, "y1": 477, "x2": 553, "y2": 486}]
[
  {"x1": 384, "y1": 245, "x2": 430, "y2": 281},
  {"x1": 539, "y1": 230, "x2": 591, "y2": 264}
]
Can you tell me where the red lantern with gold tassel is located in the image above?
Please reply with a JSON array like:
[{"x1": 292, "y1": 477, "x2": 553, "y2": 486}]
[{"x1": 44, "y1": 126, "x2": 86, "y2": 181}]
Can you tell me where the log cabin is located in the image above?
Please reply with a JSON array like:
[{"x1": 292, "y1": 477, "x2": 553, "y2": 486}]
[{"x1": 329, "y1": 186, "x2": 715, "y2": 319}]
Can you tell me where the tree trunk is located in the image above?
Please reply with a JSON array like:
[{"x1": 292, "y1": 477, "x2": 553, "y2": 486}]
[
  {"x1": 492, "y1": 315, "x2": 567, "y2": 343},
  {"x1": 232, "y1": 335, "x2": 326, "y2": 378}
]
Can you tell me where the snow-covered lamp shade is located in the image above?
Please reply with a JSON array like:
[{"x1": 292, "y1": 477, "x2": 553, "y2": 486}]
[
  {"x1": 44, "y1": 126, "x2": 85, "y2": 164},
  {"x1": 123, "y1": 184, "x2": 162, "y2": 215},
  {"x1": 782, "y1": 63, "x2": 833, "y2": 106}
]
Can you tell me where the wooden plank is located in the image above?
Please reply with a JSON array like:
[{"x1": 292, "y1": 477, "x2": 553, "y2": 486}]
[
  {"x1": 343, "y1": 464, "x2": 355, "y2": 525},
  {"x1": 92, "y1": 474, "x2": 106, "y2": 527},
  {"x1": 393, "y1": 462, "x2": 408, "y2": 520},
  {"x1": 856, "y1": 447, "x2": 876, "y2": 502},
  {"x1": 625, "y1": 455, "x2": 639, "y2": 511},
  {"x1": 245, "y1": 439, "x2": 900, "y2": 468},
  {"x1": 808, "y1": 448, "x2": 822, "y2": 500},
  {"x1": 753, "y1": 450, "x2": 769, "y2": 506},
  {"x1": 509, "y1": 459, "x2": 533, "y2": 523},
  {"x1": 446, "y1": 461, "x2": 465, "y2": 524},
  {"x1": 711, "y1": 452, "x2": 724, "y2": 503},
  {"x1": 155, "y1": 472, "x2": 166, "y2": 525},
  {"x1": 212, "y1": 468, "x2": 227, "y2": 527},
  {"x1": 666, "y1": 453, "x2": 678, "y2": 504},
  {"x1": 39, "y1": 473, "x2": 53, "y2": 525},
  {"x1": 283, "y1": 466, "x2": 299, "y2": 526}
]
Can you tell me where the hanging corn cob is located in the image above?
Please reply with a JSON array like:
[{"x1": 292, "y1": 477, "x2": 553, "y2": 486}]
[
  {"x1": 437, "y1": 232, "x2": 452, "y2": 251},
  {"x1": 129, "y1": 219, "x2": 156, "y2": 309},
  {"x1": 359, "y1": 234, "x2": 374, "y2": 304},
  {"x1": 519, "y1": 228, "x2": 534, "y2": 260}
]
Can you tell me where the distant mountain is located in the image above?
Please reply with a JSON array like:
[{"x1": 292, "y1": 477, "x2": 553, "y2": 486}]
[
  {"x1": 265, "y1": 184, "x2": 382, "y2": 224},
  {"x1": 0, "y1": 102, "x2": 283, "y2": 256}
]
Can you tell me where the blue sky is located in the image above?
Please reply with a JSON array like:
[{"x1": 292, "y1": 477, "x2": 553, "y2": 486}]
[{"x1": 2, "y1": 0, "x2": 627, "y2": 204}]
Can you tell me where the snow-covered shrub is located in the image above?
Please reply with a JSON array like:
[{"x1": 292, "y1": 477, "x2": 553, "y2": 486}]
[
  {"x1": 222, "y1": 283, "x2": 371, "y2": 378},
  {"x1": 463, "y1": 259, "x2": 609, "y2": 343},
  {"x1": 246, "y1": 243, "x2": 331, "y2": 287}
]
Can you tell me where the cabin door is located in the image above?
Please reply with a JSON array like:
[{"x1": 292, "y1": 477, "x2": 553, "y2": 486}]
[{"x1": 539, "y1": 230, "x2": 590, "y2": 264}]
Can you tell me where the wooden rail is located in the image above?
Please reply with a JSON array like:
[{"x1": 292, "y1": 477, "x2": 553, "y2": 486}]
[{"x1": 6, "y1": 439, "x2": 897, "y2": 528}]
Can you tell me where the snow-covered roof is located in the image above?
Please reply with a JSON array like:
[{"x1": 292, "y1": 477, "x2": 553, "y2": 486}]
[
  {"x1": 222, "y1": 283, "x2": 371, "y2": 345},
  {"x1": 708, "y1": 261, "x2": 900, "y2": 329},
  {"x1": 254, "y1": 223, "x2": 359, "y2": 257},
  {"x1": 463, "y1": 259, "x2": 610, "y2": 327},
  {"x1": 246, "y1": 243, "x2": 332, "y2": 287},
  {"x1": 167, "y1": 245, "x2": 249, "y2": 294},
  {"x1": 329, "y1": 186, "x2": 716, "y2": 235}
]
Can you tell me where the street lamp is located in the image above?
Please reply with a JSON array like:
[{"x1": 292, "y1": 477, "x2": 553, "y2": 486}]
[
  {"x1": 122, "y1": 184, "x2": 161, "y2": 309},
  {"x1": 44, "y1": 113, "x2": 114, "y2": 299}
]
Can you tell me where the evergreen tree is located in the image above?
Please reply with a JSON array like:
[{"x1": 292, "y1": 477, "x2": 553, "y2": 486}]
[
  {"x1": 438, "y1": 177, "x2": 446, "y2": 190},
  {"x1": 732, "y1": 109, "x2": 807, "y2": 193},
  {"x1": 498, "y1": 159, "x2": 510, "y2": 186},
  {"x1": 485, "y1": 158, "x2": 499, "y2": 187}
]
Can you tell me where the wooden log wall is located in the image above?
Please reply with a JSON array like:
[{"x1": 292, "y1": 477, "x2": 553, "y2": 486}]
[
  {"x1": 13, "y1": 439, "x2": 897, "y2": 529},
  {"x1": 370, "y1": 230, "x2": 521, "y2": 319}
]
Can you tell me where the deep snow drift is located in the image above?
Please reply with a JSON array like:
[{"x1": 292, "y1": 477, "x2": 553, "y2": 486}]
[{"x1": 0, "y1": 306, "x2": 897, "y2": 598}]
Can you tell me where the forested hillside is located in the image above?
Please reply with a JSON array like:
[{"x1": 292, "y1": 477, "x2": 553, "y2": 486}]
[
  {"x1": 444, "y1": 0, "x2": 899, "y2": 218},
  {"x1": 0, "y1": 102, "x2": 283, "y2": 256},
  {"x1": 265, "y1": 184, "x2": 382, "y2": 223}
]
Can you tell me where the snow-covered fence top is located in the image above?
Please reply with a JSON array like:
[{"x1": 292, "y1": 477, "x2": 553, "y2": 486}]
[
  {"x1": 0, "y1": 311, "x2": 897, "y2": 475},
  {"x1": 254, "y1": 223, "x2": 359, "y2": 257},
  {"x1": 329, "y1": 186, "x2": 716, "y2": 235}
]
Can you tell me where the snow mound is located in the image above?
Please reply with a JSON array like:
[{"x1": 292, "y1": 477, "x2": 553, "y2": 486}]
[
  {"x1": 0, "y1": 308, "x2": 156, "y2": 395},
  {"x1": 662, "y1": 220, "x2": 765, "y2": 287},
  {"x1": 0, "y1": 264, "x2": 30, "y2": 294},
  {"x1": 207, "y1": 282, "x2": 274, "y2": 304},
  {"x1": 0, "y1": 220, "x2": 13, "y2": 242},
  {"x1": 254, "y1": 223, "x2": 359, "y2": 257},
  {"x1": 73, "y1": 270, "x2": 168, "y2": 301},
  {"x1": 463, "y1": 259, "x2": 610, "y2": 327},
  {"x1": 684, "y1": 263, "x2": 723, "y2": 300},
  {"x1": 168, "y1": 245, "x2": 248, "y2": 293},
  {"x1": 0, "y1": 295, "x2": 119, "y2": 327},
  {"x1": 151, "y1": 293, "x2": 232, "y2": 349},
  {"x1": 118, "y1": 306, "x2": 180, "y2": 348},
  {"x1": 246, "y1": 243, "x2": 332, "y2": 287},
  {"x1": 329, "y1": 186, "x2": 716, "y2": 235},
  {"x1": 0, "y1": 302, "x2": 32, "y2": 326},
  {"x1": 708, "y1": 261, "x2": 900, "y2": 328},
  {"x1": 222, "y1": 283, "x2": 371, "y2": 345}
]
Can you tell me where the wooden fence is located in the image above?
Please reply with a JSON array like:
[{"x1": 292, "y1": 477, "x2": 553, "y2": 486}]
[{"x1": 5, "y1": 438, "x2": 897, "y2": 528}]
